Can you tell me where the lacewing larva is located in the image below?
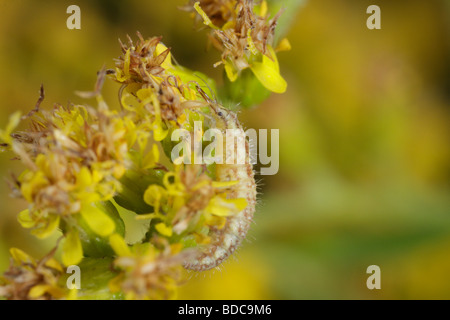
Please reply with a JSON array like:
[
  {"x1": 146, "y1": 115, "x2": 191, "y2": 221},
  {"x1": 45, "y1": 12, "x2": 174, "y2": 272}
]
[{"x1": 183, "y1": 103, "x2": 257, "y2": 271}]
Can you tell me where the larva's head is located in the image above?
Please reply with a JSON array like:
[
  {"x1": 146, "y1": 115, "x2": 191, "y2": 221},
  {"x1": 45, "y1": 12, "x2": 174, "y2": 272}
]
[{"x1": 211, "y1": 104, "x2": 239, "y2": 130}]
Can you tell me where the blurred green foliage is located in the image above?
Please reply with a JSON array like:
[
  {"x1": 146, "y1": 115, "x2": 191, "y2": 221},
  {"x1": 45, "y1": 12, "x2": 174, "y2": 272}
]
[{"x1": 0, "y1": 0, "x2": 449, "y2": 299}]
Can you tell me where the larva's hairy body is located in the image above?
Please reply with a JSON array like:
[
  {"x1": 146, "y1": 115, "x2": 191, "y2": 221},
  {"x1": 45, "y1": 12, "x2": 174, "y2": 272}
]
[{"x1": 183, "y1": 106, "x2": 257, "y2": 271}]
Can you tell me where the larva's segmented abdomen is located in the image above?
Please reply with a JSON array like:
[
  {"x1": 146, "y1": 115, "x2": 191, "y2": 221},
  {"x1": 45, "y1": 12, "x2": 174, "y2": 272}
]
[{"x1": 183, "y1": 108, "x2": 257, "y2": 271}]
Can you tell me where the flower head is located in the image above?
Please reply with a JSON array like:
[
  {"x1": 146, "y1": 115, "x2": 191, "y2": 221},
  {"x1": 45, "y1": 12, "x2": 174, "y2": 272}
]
[
  {"x1": 189, "y1": 0, "x2": 288, "y2": 93},
  {"x1": 8, "y1": 100, "x2": 135, "y2": 265},
  {"x1": 108, "y1": 234, "x2": 192, "y2": 300},
  {"x1": 0, "y1": 248, "x2": 68, "y2": 300}
]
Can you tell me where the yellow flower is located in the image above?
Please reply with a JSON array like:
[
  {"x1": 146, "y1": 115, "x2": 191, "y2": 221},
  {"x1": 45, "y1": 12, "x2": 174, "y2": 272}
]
[
  {"x1": 17, "y1": 209, "x2": 60, "y2": 239},
  {"x1": 143, "y1": 184, "x2": 168, "y2": 215},
  {"x1": 108, "y1": 235, "x2": 188, "y2": 300},
  {"x1": 192, "y1": 0, "x2": 288, "y2": 93},
  {"x1": 140, "y1": 164, "x2": 247, "y2": 236},
  {"x1": 0, "y1": 248, "x2": 67, "y2": 300}
]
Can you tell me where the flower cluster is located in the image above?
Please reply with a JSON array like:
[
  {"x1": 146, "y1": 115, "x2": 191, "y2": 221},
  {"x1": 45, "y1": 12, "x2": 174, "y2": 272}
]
[
  {"x1": 0, "y1": 248, "x2": 70, "y2": 300},
  {"x1": 0, "y1": 0, "x2": 286, "y2": 299},
  {"x1": 188, "y1": 0, "x2": 290, "y2": 93},
  {"x1": 8, "y1": 92, "x2": 133, "y2": 267},
  {"x1": 0, "y1": 32, "x2": 252, "y2": 299}
]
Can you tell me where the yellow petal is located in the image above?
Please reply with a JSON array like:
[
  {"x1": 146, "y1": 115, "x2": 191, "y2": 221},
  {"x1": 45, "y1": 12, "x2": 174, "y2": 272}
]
[
  {"x1": 222, "y1": 20, "x2": 235, "y2": 30},
  {"x1": 31, "y1": 215, "x2": 60, "y2": 239},
  {"x1": 17, "y1": 209, "x2": 35, "y2": 228},
  {"x1": 259, "y1": 0, "x2": 268, "y2": 17},
  {"x1": 177, "y1": 113, "x2": 187, "y2": 124},
  {"x1": 267, "y1": 46, "x2": 280, "y2": 72},
  {"x1": 275, "y1": 38, "x2": 292, "y2": 52},
  {"x1": 191, "y1": 179, "x2": 210, "y2": 191},
  {"x1": 123, "y1": 49, "x2": 131, "y2": 78},
  {"x1": 91, "y1": 169, "x2": 103, "y2": 183},
  {"x1": 250, "y1": 52, "x2": 287, "y2": 93},
  {"x1": 194, "y1": 2, "x2": 219, "y2": 30},
  {"x1": 152, "y1": 119, "x2": 168, "y2": 141},
  {"x1": 206, "y1": 196, "x2": 232, "y2": 217},
  {"x1": 142, "y1": 143, "x2": 160, "y2": 169},
  {"x1": 62, "y1": 229, "x2": 83, "y2": 266},
  {"x1": 10, "y1": 247, "x2": 35, "y2": 265},
  {"x1": 115, "y1": 68, "x2": 127, "y2": 82},
  {"x1": 109, "y1": 233, "x2": 131, "y2": 257},
  {"x1": 121, "y1": 92, "x2": 138, "y2": 111},
  {"x1": 113, "y1": 164, "x2": 126, "y2": 179},
  {"x1": 205, "y1": 214, "x2": 227, "y2": 229},
  {"x1": 136, "y1": 87, "x2": 154, "y2": 105},
  {"x1": 224, "y1": 60, "x2": 238, "y2": 82},
  {"x1": 66, "y1": 288, "x2": 78, "y2": 300},
  {"x1": 35, "y1": 154, "x2": 48, "y2": 171},
  {"x1": 225, "y1": 198, "x2": 248, "y2": 211},
  {"x1": 152, "y1": 143, "x2": 160, "y2": 163},
  {"x1": 155, "y1": 223, "x2": 173, "y2": 237},
  {"x1": 207, "y1": 196, "x2": 248, "y2": 216},
  {"x1": 80, "y1": 203, "x2": 116, "y2": 237},
  {"x1": 155, "y1": 43, "x2": 173, "y2": 70},
  {"x1": 135, "y1": 213, "x2": 157, "y2": 220},
  {"x1": 45, "y1": 258, "x2": 64, "y2": 272},
  {"x1": 76, "y1": 167, "x2": 92, "y2": 188},
  {"x1": 247, "y1": 29, "x2": 258, "y2": 55},
  {"x1": 211, "y1": 180, "x2": 239, "y2": 188},
  {"x1": 21, "y1": 171, "x2": 48, "y2": 202},
  {"x1": 28, "y1": 284, "x2": 50, "y2": 299},
  {"x1": 143, "y1": 185, "x2": 167, "y2": 213},
  {"x1": 0, "y1": 111, "x2": 21, "y2": 145}
]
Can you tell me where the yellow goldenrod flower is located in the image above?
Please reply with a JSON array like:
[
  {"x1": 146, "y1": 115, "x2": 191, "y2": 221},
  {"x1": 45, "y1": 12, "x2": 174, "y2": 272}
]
[
  {"x1": 190, "y1": 0, "x2": 288, "y2": 93},
  {"x1": 0, "y1": 248, "x2": 67, "y2": 300},
  {"x1": 108, "y1": 235, "x2": 191, "y2": 300}
]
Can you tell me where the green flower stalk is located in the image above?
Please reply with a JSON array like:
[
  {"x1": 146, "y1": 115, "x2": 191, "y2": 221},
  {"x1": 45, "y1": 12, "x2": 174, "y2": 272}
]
[{"x1": 0, "y1": 0, "x2": 289, "y2": 300}]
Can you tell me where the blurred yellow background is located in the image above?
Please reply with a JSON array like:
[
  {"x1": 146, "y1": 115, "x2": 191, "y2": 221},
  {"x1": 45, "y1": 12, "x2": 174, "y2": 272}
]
[{"x1": 0, "y1": 0, "x2": 449, "y2": 299}]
